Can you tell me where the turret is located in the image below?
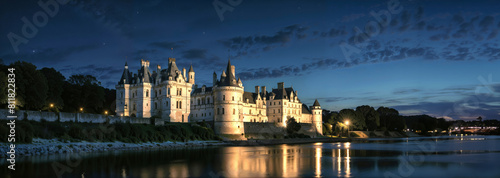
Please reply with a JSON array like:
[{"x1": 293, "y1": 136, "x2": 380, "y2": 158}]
[
  {"x1": 188, "y1": 65, "x2": 195, "y2": 84},
  {"x1": 213, "y1": 59, "x2": 245, "y2": 136},
  {"x1": 311, "y1": 99, "x2": 323, "y2": 136}
]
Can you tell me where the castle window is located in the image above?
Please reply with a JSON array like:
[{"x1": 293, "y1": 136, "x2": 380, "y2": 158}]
[
  {"x1": 168, "y1": 88, "x2": 170, "y2": 95},
  {"x1": 209, "y1": 112, "x2": 211, "y2": 116},
  {"x1": 146, "y1": 90, "x2": 149, "y2": 97},
  {"x1": 207, "y1": 98, "x2": 210, "y2": 104},
  {"x1": 279, "y1": 102, "x2": 281, "y2": 105},
  {"x1": 217, "y1": 108, "x2": 220, "y2": 115},
  {"x1": 121, "y1": 92, "x2": 123, "y2": 98},
  {"x1": 259, "y1": 110, "x2": 261, "y2": 115},
  {"x1": 179, "y1": 101, "x2": 182, "y2": 109},
  {"x1": 274, "y1": 109, "x2": 275, "y2": 114},
  {"x1": 166, "y1": 101, "x2": 169, "y2": 106},
  {"x1": 278, "y1": 109, "x2": 280, "y2": 113},
  {"x1": 155, "y1": 102, "x2": 157, "y2": 109},
  {"x1": 274, "y1": 102, "x2": 276, "y2": 105},
  {"x1": 133, "y1": 104, "x2": 136, "y2": 111},
  {"x1": 233, "y1": 108, "x2": 235, "y2": 115},
  {"x1": 159, "y1": 89, "x2": 162, "y2": 95},
  {"x1": 155, "y1": 91, "x2": 157, "y2": 97},
  {"x1": 222, "y1": 108, "x2": 225, "y2": 114},
  {"x1": 197, "y1": 99, "x2": 200, "y2": 105},
  {"x1": 232, "y1": 96, "x2": 234, "y2": 101},
  {"x1": 223, "y1": 95, "x2": 225, "y2": 101}
]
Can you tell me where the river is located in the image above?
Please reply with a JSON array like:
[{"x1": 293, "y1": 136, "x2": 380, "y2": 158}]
[{"x1": 2, "y1": 135, "x2": 500, "y2": 177}]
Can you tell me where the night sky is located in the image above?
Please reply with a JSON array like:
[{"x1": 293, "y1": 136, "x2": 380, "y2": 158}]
[{"x1": 1, "y1": 0, "x2": 499, "y2": 121}]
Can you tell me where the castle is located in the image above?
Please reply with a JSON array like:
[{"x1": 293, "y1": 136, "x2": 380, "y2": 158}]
[{"x1": 115, "y1": 58, "x2": 323, "y2": 135}]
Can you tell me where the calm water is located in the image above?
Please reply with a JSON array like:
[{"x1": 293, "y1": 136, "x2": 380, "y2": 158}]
[{"x1": 2, "y1": 135, "x2": 500, "y2": 177}]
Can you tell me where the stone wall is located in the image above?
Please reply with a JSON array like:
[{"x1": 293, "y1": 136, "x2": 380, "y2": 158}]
[
  {"x1": 0, "y1": 109, "x2": 150, "y2": 125},
  {"x1": 244, "y1": 122, "x2": 319, "y2": 139}
]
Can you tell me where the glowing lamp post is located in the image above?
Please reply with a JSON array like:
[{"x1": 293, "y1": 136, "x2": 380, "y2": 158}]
[
  {"x1": 345, "y1": 120, "x2": 350, "y2": 138},
  {"x1": 105, "y1": 111, "x2": 108, "y2": 115},
  {"x1": 50, "y1": 103, "x2": 54, "y2": 108},
  {"x1": 80, "y1": 107, "x2": 84, "y2": 113}
]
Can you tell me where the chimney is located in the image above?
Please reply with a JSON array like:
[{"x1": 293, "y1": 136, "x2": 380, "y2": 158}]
[
  {"x1": 231, "y1": 65, "x2": 235, "y2": 76},
  {"x1": 183, "y1": 68, "x2": 186, "y2": 78},
  {"x1": 261, "y1": 86, "x2": 266, "y2": 95},
  {"x1": 255, "y1": 86, "x2": 260, "y2": 94},
  {"x1": 141, "y1": 59, "x2": 145, "y2": 66},
  {"x1": 145, "y1": 60, "x2": 150, "y2": 67},
  {"x1": 168, "y1": 57, "x2": 176, "y2": 64},
  {"x1": 278, "y1": 82, "x2": 284, "y2": 89},
  {"x1": 157, "y1": 65, "x2": 161, "y2": 72}
]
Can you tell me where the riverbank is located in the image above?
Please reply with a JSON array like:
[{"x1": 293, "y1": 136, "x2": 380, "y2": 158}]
[{"x1": 0, "y1": 138, "x2": 228, "y2": 158}]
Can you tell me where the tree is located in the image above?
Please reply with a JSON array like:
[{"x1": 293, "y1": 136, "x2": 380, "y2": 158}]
[
  {"x1": 10, "y1": 61, "x2": 48, "y2": 110},
  {"x1": 62, "y1": 74, "x2": 105, "y2": 113},
  {"x1": 286, "y1": 117, "x2": 301, "y2": 134},
  {"x1": 377, "y1": 107, "x2": 404, "y2": 131},
  {"x1": 356, "y1": 105, "x2": 380, "y2": 131},
  {"x1": 477, "y1": 116, "x2": 483, "y2": 122},
  {"x1": 40, "y1": 67, "x2": 65, "y2": 111},
  {"x1": 338, "y1": 109, "x2": 366, "y2": 130},
  {"x1": 68, "y1": 74, "x2": 100, "y2": 86}
]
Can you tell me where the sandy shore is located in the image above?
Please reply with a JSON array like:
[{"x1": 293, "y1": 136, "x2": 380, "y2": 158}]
[{"x1": 0, "y1": 138, "x2": 228, "y2": 157}]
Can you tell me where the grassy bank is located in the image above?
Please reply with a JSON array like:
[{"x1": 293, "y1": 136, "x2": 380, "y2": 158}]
[{"x1": 0, "y1": 119, "x2": 220, "y2": 143}]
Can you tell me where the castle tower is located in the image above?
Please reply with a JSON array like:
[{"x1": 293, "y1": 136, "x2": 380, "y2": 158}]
[
  {"x1": 311, "y1": 99, "x2": 323, "y2": 136},
  {"x1": 188, "y1": 65, "x2": 195, "y2": 84},
  {"x1": 213, "y1": 59, "x2": 245, "y2": 135},
  {"x1": 116, "y1": 62, "x2": 131, "y2": 116}
]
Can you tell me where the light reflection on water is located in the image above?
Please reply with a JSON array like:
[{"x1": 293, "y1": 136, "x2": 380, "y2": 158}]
[{"x1": 1, "y1": 135, "x2": 500, "y2": 177}]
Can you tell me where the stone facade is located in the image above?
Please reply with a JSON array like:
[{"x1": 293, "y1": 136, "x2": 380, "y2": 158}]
[
  {"x1": 116, "y1": 58, "x2": 323, "y2": 135},
  {"x1": 115, "y1": 58, "x2": 193, "y2": 122}
]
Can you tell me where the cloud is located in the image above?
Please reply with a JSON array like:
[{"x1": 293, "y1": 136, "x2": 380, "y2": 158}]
[
  {"x1": 478, "y1": 15, "x2": 494, "y2": 31},
  {"x1": 452, "y1": 14, "x2": 465, "y2": 24},
  {"x1": 341, "y1": 13, "x2": 365, "y2": 22},
  {"x1": 393, "y1": 88, "x2": 422, "y2": 95},
  {"x1": 182, "y1": 49, "x2": 207, "y2": 59},
  {"x1": 429, "y1": 34, "x2": 450, "y2": 41},
  {"x1": 149, "y1": 40, "x2": 189, "y2": 50},
  {"x1": 218, "y1": 24, "x2": 309, "y2": 57},
  {"x1": 1, "y1": 44, "x2": 100, "y2": 65},
  {"x1": 319, "y1": 28, "x2": 348, "y2": 38}
]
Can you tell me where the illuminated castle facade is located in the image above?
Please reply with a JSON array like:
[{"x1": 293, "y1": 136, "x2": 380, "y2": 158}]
[{"x1": 116, "y1": 58, "x2": 322, "y2": 135}]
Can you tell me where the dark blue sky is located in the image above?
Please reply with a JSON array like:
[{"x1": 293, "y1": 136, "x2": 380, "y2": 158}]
[{"x1": 1, "y1": 0, "x2": 499, "y2": 120}]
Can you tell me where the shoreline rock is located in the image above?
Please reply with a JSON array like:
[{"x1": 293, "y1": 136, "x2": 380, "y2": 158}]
[{"x1": 0, "y1": 138, "x2": 228, "y2": 158}]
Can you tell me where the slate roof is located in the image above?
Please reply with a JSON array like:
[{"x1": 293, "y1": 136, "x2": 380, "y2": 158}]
[
  {"x1": 192, "y1": 86, "x2": 213, "y2": 94},
  {"x1": 313, "y1": 99, "x2": 321, "y2": 106},
  {"x1": 302, "y1": 103, "x2": 312, "y2": 114},
  {"x1": 218, "y1": 59, "x2": 239, "y2": 86}
]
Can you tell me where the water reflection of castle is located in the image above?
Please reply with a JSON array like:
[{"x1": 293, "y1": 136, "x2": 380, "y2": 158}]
[{"x1": 210, "y1": 143, "x2": 353, "y2": 177}]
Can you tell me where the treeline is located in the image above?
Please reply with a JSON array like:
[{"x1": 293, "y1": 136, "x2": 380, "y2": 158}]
[
  {"x1": 0, "y1": 119, "x2": 220, "y2": 143},
  {"x1": 321, "y1": 105, "x2": 498, "y2": 136},
  {"x1": 0, "y1": 61, "x2": 115, "y2": 114}
]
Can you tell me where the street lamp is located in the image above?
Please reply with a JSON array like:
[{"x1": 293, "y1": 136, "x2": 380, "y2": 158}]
[
  {"x1": 345, "y1": 120, "x2": 350, "y2": 138},
  {"x1": 80, "y1": 107, "x2": 84, "y2": 113},
  {"x1": 50, "y1": 103, "x2": 54, "y2": 108},
  {"x1": 105, "y1": 111, "x2": 108, "y2": 115}
]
